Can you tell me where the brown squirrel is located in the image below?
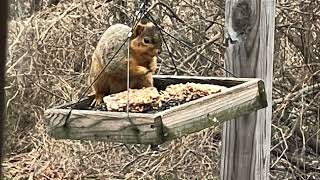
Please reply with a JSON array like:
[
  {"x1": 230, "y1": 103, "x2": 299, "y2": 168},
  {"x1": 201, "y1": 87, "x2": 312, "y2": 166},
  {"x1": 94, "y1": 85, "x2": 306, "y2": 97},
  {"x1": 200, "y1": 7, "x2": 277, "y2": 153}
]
[{"x1": 89, "y1": 22, "x2": 162, "y2": 105}]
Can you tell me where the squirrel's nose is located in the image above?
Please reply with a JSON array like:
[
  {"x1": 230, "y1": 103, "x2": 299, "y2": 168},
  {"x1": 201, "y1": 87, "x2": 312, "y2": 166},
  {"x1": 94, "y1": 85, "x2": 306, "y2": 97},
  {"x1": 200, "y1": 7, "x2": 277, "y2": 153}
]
[{"x1": 156, "y1": 49, "x2": 162, "y2": 55}]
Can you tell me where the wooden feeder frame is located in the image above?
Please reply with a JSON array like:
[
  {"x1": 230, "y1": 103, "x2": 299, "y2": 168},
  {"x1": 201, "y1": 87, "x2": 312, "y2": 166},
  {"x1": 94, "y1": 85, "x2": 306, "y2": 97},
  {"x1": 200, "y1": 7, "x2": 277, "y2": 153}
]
[{"x1": 45, "y1": 75, "x2": 267, "y2": 145}]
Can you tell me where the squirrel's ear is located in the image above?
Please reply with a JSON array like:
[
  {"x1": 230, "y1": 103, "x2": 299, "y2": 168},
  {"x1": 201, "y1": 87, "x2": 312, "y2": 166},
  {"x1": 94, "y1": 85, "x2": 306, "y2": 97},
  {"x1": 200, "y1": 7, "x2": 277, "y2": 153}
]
[{"x1": 132, "y1": 24, "x2": 144, "y2": 39}]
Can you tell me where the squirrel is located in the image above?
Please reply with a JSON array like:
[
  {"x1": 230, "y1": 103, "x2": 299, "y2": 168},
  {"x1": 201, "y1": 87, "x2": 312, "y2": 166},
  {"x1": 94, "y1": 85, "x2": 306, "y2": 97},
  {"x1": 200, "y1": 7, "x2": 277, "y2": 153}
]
[{"x1": 89, "y1": 21, "x2": 162, "y2": 105}]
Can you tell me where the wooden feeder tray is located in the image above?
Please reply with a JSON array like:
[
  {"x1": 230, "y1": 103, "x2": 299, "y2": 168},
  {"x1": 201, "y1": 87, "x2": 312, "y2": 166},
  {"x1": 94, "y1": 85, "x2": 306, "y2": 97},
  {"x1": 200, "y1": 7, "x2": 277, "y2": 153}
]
[{"x1": 45, "y1": 75, "x2": 267, "y2": 145}]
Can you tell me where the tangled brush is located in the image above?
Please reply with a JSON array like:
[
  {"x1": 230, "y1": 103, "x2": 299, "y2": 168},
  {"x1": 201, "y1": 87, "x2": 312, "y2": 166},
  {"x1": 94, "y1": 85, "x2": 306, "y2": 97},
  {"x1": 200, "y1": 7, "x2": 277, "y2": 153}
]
[
  {"x1": 4, "y1": 0, "x2": 224, "y2": 179},
  {"x1": 5, "y1": 0, "x2": 320, "y2": 179}
]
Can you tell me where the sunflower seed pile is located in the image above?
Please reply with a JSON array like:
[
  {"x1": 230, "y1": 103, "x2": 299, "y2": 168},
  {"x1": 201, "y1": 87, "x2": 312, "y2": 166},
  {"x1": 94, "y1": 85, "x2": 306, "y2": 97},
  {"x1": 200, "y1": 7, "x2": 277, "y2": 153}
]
[
  {"x1": 102, "y1": 83, "x2": 227, "y2": 113},
  {"x1": 103, "y1": 87, "x2": 161, "y2": 113},
  {"x1": 160, "y1": 83, "x2": 227, "y2": 102}
]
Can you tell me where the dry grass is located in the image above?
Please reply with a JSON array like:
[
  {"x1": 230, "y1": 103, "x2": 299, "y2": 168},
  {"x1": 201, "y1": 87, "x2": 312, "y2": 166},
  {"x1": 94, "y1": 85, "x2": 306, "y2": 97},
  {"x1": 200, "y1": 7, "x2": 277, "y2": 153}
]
[
  {"x1": 3, "y1": 125, "x2": 221, "y2": 179},
  {"x1": 3, "y1": 0, "x2": 320, "y2": 179},
  {"x1": 4, "y1": 0, "x2": 224, "y2": 179}
]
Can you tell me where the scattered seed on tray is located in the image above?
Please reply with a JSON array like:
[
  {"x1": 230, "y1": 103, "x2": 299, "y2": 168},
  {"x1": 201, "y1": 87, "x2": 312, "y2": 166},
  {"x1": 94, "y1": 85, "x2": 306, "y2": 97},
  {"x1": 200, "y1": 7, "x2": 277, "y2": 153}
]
[{"x1": 94, "y1": 83, "x2": 227, "y2": 113}]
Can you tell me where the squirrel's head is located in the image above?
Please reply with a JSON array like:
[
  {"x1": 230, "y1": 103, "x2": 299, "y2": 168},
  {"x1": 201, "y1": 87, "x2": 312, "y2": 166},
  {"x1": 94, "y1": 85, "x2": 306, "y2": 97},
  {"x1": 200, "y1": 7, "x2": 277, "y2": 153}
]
[{"x1": 130, "y1": 22, "x2": 162, "y2": 57}]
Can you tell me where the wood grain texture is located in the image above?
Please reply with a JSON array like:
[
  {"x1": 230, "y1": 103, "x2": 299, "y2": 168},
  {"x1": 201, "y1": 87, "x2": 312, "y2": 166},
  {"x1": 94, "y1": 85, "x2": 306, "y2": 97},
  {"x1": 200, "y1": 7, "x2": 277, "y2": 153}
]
[
  {"x1": 221, "y1": 0, "x2": 274, "y2": 180},
  {"x1": 45, "y1": 76, "x2": 267, "y2": 145},
  {"x1": 45, "y1": 109, "x2": 161, "y2": 144},
  {"x1": 160, "y1": 79, "x2": 266, "y2": 141},
  {"x1": 153, "y1": 75, "x2": 252, "y2": 89}
]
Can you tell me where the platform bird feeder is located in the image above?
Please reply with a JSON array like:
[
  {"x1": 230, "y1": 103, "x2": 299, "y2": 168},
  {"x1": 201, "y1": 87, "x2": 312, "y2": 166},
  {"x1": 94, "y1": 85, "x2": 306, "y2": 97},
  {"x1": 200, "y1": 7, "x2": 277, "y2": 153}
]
[{"x1": 44, "y1": 75, "x2": 267, "y2": 145}]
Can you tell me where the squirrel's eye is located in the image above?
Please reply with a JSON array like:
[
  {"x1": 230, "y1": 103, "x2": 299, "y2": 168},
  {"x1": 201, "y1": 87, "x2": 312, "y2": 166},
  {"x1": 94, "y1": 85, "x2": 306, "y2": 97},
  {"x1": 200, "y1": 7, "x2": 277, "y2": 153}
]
[{"x1": 143, "y1": 37, "x2": 151, "y2": 44}]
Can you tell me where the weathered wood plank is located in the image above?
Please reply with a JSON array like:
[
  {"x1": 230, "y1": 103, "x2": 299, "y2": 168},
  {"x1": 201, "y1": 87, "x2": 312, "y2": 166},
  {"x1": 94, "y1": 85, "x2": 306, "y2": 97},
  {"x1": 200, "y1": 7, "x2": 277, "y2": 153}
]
[
  {"x1": 45, "y1": 109, "x2": 156, "y2": 129},
  {"x1": 221, "y1": 0, "x2": 274, "y2": 179},
  {"x1": 153, "y1": 75, "x2": 255, "y2": 89},
  {"x1": 44, "y1": 109, "x2": 161, "y2": 144},
  {"x1": 44, "y1": 75, "x2": 268, "y2": 145},
  {"x1": 49, "y1": 127, "x2": 161, "y2": 144},
  {"x1": 55, "y1": 95, "x2": 94, "y2": 109},
  {"x1": 160, "y1": 79, "x2": 267, "y2": 141}
]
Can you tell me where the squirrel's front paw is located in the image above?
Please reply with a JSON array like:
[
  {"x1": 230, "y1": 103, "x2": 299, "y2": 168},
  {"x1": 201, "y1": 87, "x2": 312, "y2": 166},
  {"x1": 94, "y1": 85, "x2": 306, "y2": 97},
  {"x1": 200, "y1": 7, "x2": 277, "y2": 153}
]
[
  {"x1": 149, "y1": 60, "x2": 157, "y2": 73},
  {"x1": 131, "y1": 65, "x2": 150, "y2": 76}
]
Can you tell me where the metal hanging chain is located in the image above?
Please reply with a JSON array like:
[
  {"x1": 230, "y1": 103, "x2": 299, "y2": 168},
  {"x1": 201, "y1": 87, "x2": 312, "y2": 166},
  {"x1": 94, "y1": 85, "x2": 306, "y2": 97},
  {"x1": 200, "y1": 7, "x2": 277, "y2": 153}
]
[
  {"x1": 64, "y1": 1, "x2": 238, "y2": 127},
  {"x1": 63, "y1": 37, "x2": 129, "y2": 127},
  {"x1": 123, "y1": 1, "x2": 159, "y2": 131},
  {"x1": 157, "y1": 22, "x2": 179, "y2": 75},
  {"x1": 138, "y1": 1, "x2": 179, "y2": 75},
  {"x1": 126, "y1": 32, "x2": 131, "y2": 120},
  {"x1": 125, "y1": 0, "x2": 151, "y2": 126},
  {"x1": 146, "y1": 12, "x2": 238, "y2": 78},
  {"x1": 64, "y1": 5, "x2": 151, "y2": 127}
]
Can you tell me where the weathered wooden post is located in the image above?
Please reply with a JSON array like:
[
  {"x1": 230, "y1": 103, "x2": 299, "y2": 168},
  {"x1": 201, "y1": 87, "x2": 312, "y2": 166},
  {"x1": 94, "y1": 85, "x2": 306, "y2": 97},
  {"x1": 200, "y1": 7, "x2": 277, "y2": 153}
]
[{"x1": 221, "y1": 0, "x2": 274, "y2": 179}]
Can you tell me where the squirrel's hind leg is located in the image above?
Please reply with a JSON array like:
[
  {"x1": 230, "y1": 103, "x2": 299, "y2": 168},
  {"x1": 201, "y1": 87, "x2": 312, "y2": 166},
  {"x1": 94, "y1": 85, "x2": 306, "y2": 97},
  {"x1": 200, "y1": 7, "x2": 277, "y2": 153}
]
[
  {"x1": 91, "y1": 80, "x2": 109, "y2": 107},
  {"x1": 90, "y1": 92, "x2": 105, "y2": 107}
]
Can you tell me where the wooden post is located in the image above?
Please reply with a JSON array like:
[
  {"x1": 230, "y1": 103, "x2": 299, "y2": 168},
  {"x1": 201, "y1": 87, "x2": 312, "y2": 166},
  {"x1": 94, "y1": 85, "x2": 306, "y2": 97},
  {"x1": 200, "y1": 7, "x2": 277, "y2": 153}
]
[
  {"x1": 0, "y1": 0, "x2": 8, "y2": 177},
  {"x1": 221, "y1": 0, "x2": 274, "y2": 180}
]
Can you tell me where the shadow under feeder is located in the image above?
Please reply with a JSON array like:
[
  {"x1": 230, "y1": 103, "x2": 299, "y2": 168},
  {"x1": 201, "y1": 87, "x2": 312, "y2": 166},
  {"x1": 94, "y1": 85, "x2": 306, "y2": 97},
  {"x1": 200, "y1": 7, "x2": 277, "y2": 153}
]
[{"x1": 44, "y1": 75, "x2": 268, "y2": 145}]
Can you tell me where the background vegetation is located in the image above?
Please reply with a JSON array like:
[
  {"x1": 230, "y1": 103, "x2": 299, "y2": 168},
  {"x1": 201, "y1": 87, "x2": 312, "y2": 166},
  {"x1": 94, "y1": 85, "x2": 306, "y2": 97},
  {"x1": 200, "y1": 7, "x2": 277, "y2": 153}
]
[{"x1": 3, "y1": 0, "x2": 320, "y2": 179}]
